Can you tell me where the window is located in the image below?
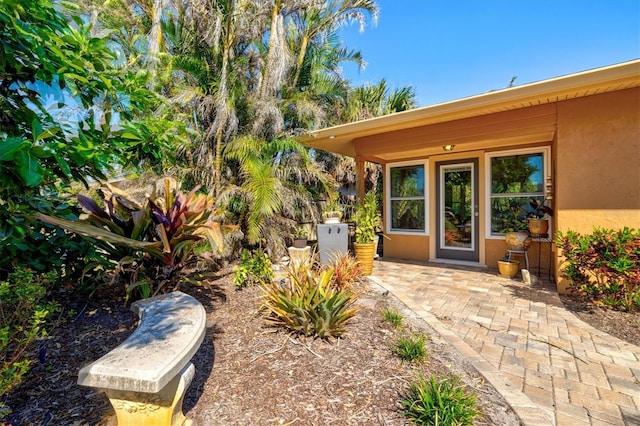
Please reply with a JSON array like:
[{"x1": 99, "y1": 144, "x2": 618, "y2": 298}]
[
  {"x1": 486, "y1": 148, "x2": 549, "y2": 236},
  {"x1": 387, "y1": 162, "x2": 427, "y2": 233}
]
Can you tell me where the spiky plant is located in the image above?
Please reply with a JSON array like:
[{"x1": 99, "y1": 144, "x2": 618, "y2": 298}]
[
  {"x1": 381, "y1": 308, "x2": 403, "y2": 328},
  {"x1": 392, "y1": 334, "x2": 428, "y2": 362},
  {"x1": 327, "y1": 252, "x2": 362, "y2": 291},
  {"x1": 260, "y1": 267, "x2": 362, "y2": 340},
  {"x1": 400, "y1": 375, "x2": 480, "y2": 426}
]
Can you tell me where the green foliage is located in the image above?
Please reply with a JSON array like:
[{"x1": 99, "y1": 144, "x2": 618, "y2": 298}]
[
  {"x1": 0, "y1": 0, "x2": 185, "y2": 196},
  {"x1": 496, "y1": 205, "x2": 529, "y2": 233},
  {"x1": 381, "y1": 308, "x2": 403, "y2": 328},
  {"x1": 392, "y1": 334, "x2": 428, "y2": 362},
  {"x1": 37, "y1": 178, "x2": 226, "y2": 300},
  {"x1": 234, "y1": 249, "x2": 274, "y2": 288},
  {"x1": 0, "y1": 192, "x2": 108, "y2": 282},
  {"x1": 292, "y1": 225, "x2": 309, "y2": 240},
  {"x1": 556, "y1": 227, "x2": 640, "y2": 311},
  {"x1": 260, "y1": 267, "x2": 362, "y2": 340},
  {"x1": 401, "y1": 375, "x2": 480, "y2": 426},
  {"x1": 354, "y1": 191, "x2": 381, "y2": 244},
  {"x1": 0, "y1": 268, "x2": 59, "y2": 401}
]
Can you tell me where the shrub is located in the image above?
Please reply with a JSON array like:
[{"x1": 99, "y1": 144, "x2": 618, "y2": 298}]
[
  {"x1": 37, "y1": 178, "x2": 227, "y2": 300},
  {"x1": 260, "y1": 268, "x2": 361, "y2": 340},
  {"x1": 401, "y1": 374, "x2": 480, "y2": 426},
  {"x1": 327, "y1": 252, "x2": 362, "y2": 291},
  {"x1": 381, "y1": 308, "x2": 403, "y2": 328},
  {"x1": 0, "y1": 193, "x2": 108, "y2": 284},
  {"x1": 234, "y1": 249, "x2": 274, "y2": 288},
  {"x1": 0, "y1": 268, "x2": 59, "y2": 403},
  {"x1": 556, "y1": 227, "x2": 640, "y2": 311},
  {"x1": 391, "y1": 334, "x2": 428, "y2": 362}
]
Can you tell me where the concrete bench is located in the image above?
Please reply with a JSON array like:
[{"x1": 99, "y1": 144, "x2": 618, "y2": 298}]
[{"x1": 78, "y1": 291, "x2": 206, "y2": 426}]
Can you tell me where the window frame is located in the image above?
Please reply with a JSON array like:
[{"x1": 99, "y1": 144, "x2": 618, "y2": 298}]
[
  {"x1": 484, "y1": 146, "x2": 550, "y2": 239},
  {"x1": 385, "y1": 159, "x2": 429, "y2": 235}
]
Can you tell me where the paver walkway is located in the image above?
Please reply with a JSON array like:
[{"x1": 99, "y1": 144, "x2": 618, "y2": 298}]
[{"x1": 368, "y1": 259, "x2": 640, "y2": 426}]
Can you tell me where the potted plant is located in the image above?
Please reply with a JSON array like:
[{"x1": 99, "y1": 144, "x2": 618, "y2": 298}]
[
  {"x1": 322, "y1": 198, "x2": 342, "y2": 224},
  {"x1": 497, "y1": 253, "x2": 520, "y2": 278},
  {"x1": 498, "y1": 206, "x2": 530, "y2": 250},
  {"x1": 353, "y1": 191, "x2": 380, "y2": 275},
  {"x1": 526, "y1": 198, "x2": 552, "y2": 236},
  {"x1": 291, "y1": 225, "x2": 308, "y2": 248}
]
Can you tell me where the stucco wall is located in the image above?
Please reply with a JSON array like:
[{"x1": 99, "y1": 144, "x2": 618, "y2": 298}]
[
  {"x1": 555, "y1": 87, "x2": 640, "y2": 292},
  {"x1": 383, "y1": 235, "x2": 429, "y2": 261}
]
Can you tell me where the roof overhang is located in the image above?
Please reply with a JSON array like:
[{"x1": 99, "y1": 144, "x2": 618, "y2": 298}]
[{"x1": 301, "y1": 60, "x2": 640, "y2": 159}]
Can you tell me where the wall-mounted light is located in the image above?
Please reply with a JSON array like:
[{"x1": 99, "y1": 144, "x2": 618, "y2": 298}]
[
  {"x1": 442, "y1": 145, "x2": 455, "y2": 151},
  {"x1": 328, "y1": 135, "x2": 335, "y2": 139}
]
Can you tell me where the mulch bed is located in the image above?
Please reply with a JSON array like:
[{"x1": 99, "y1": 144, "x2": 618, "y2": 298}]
[{"x1": 4, "y1": 267, "x2": 638, "y2": 425}]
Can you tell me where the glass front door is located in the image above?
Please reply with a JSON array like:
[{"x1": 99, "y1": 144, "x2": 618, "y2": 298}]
[{"x1": 436, "y1": 159, "x2": 479, "y2": 262}]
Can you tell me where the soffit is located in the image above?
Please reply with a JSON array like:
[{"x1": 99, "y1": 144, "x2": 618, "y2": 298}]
[{"x1": 301, "y1": 60, "x2": 640, "y2": 159}]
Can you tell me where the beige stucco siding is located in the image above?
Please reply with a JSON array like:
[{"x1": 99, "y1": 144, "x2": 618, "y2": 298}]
[
  {"x1": 555, "y1": 87, "x2": 640, "y2": 232},
  {"x1": 384, "y1": 235, "x2": 430, "y2": 261}
]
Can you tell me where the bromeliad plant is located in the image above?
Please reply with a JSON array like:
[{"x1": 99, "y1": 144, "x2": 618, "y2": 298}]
[
  {"x1": 37, "y1": 178, "x2": 226, "y2": 299},
  {"x1": 261, "y1": 257, "x2": 362, "y2": 340}
]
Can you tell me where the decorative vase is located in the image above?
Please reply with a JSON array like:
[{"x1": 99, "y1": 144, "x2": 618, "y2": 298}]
[
  {"x1": 353, "y1": 242, "x2": 376, "y2": 275},
  {"x1": 528, "y1": 218, "x2": 549, "y2": 236},
  {"x1": 498, "y1": 260, "x2": 520, "y2": 278},
  {"x1": 505, "y1": 231, "x2": 531, "y2": 250},
  {"x1": 322, "y1": 211, "x2": 341, "y2": 224}
]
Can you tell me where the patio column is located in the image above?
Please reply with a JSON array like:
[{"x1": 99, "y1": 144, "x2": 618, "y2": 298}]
[{"x1": 355, "y1": 156, "x2": 365, "y2": 202}]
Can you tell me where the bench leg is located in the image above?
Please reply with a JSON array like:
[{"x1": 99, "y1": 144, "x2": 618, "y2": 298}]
[{"x1": 104, "y1": 363, "x2": 195, "y2": 426}]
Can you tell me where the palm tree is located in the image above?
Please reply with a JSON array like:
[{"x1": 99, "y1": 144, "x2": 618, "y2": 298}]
[
  {"x1": 290, "y1": 0, "x2": 379, "y2": 90},
  {"x1": 223, "y1": 135, "x2": 335, "y2": 256}
]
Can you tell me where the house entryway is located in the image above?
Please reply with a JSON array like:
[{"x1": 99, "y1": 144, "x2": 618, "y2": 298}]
[{"x1": 435, "y1": 159, "x2": 479, "y2": 262}]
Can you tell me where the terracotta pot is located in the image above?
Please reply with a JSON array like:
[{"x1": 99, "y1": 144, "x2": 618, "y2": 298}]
[
  {"x1": 528, "y1": 218, "x2": 549, "y2": 236},
  {"x1": 292, "y1": 239, "x2": 307, "y2": 249},
  {"x1": 354, "y1": 242, "x2": 376, "y2": 275},
  {"x1": 498, "y1": 260, "x2": 520, "y2": 278},
  {"x1": 505, "y1": 231, "x2": 531, "y2": 250}
]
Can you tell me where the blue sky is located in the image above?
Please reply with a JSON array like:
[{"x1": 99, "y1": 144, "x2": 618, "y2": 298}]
[{"x1": 339, "y1": 0, "x2": 640, "y2": 106}]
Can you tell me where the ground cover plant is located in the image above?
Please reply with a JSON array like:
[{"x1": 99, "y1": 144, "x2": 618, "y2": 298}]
[
  {"x1": 556, "y1": 227, "x2": 640, "y2": 311},
  {"x1": 233, "y1": 249, "x2": 274, "y2": 288},
  {"x1": 382, "y1": 307, "x2": 404, "y2": 328},
  {"x1": 401, "y1": 374, "x2": 481, "y2": 426},
  {"x1": 392, "y1": 333, "x2": 429, "y2": 363},
  {"x1": 0, "y1": 268, "x2": 59, "y2": 403}
]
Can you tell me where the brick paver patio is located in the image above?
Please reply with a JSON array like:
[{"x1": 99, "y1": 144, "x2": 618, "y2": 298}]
[{"x1": 368, "y1": 259, "x2": 640, "y2": 426}]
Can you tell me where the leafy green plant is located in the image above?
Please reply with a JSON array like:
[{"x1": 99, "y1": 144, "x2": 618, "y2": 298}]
[
  {"x1": 0, "y1": 268, "x2": 59, "y2": 403},
  {"x1": 556, "y1": 227, "x2": 640, "y2": 311},
  {"x1": 392, "y1": 334, "x2": 428, "y2": 362},
  {"x1": 354, "y1": 191, "x2": 381, "y2": 244},
  {"x1": 0, "y1": 0, "x2": 186, "y2": 196},
  {"x1": 260, "y1": 268, "x2": 362, "y2": 340},
  {"x1": 233, "y1": 249, "x2": 274, "y2": 288},
  {"x1": 400, "y1": 374, "x2": 480, "y2": 426},
  {"x1": 37, "y1": 178, "x2": 227, "y2": 300},
  {"x1": 292, "y1": 225, "x2": 309, "y2": 240},
  {"x1": 381, "y1": 308, "x2": 403, "y2": 328},
  {"x1": 0, "y1": 192, "x2": 108, "y2": 283}
]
